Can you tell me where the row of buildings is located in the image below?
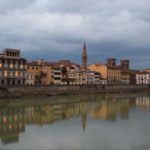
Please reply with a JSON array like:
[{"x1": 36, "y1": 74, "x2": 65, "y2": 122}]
[{"x1": 0, "y1": 44, "x2": 150, "y2": 86}]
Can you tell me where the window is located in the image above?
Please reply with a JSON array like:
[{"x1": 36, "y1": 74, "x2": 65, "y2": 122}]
[
  {"x1": 18, "y1": 80, "x2": 20, "y2": 85},
  {"x1": 8, "y1": 71, "x2": 10, "y2": 77},
  {"x1": 10, "y1": 64, "x2": 13, "y2": 68},
  {"x1": 13, "y1": 60, "x2": 16, "y2": 65},
  {"x1": 4, "y1": 70, "x2": 7, "y2": 77},
  {"x1": 1, "y1": 79, "x2": 4, "y2": 84},
  {"x1": 54, "y1": 77, "x2": 61, "y2": 80},
  {"x1": 23, "y1": 72, "x2": 25, "y2": 77},
  {"x1": 15, "y1": 71, "x2": 18, "y2": 77},
  {"x1": 20, "y1": 64, "x2": 23, "y2": 69},
  {"x1": 2, "y1": 60, "x2": 4, "y2": 64},
  {"x1": 18, "y1": 72, "x2": 20, "y2": 77}
]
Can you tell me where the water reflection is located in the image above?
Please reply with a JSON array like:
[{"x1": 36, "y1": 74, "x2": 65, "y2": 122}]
[{"x1": 0, "y1": 94, "x2": 150, "y2": 145}]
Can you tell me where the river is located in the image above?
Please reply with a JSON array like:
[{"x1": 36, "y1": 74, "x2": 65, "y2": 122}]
[{"x1": 0, "y1": 93, "x2": 150, "y2": 150}]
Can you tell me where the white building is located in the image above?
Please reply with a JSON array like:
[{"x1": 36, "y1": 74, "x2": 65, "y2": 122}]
[
  {"x1": 86, "y1": 71, "x2": 100, "y2": 84},
  {"x1": 26, "y1": 73, "x2": 34, "y2": 85},
  {"x1": 136, "y1": 71, "x2": 150, "y2": 84},
  {"x1": 75, "y1": 70, "x2": 100, "y2": 85}
]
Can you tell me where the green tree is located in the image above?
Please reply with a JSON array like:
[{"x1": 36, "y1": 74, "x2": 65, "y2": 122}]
[{"x1": 61, "y1": 66, "x2": 67, "y2": 77}]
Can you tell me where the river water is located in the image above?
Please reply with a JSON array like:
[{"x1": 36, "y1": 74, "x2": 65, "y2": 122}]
[{"x1": 0, "y1": 93, "x2": 150, "y2": 150}]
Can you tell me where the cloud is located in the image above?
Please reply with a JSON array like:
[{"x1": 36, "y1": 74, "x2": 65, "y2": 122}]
[{"x1": 0, "y1": 0, "x2": 150, "y2": 69}]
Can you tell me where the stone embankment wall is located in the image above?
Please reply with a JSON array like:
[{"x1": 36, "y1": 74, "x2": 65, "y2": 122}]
[{"x1": 0, "y1": 84, "x2": 149, "y2": 98}]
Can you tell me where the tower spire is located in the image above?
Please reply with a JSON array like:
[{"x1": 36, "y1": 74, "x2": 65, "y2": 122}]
[
  {"x1": 83, "y1": 42, "x2": 86, "y2": 49},
  {"x1": 82, "y1": 42, "x2": 87, "y2": 67}
]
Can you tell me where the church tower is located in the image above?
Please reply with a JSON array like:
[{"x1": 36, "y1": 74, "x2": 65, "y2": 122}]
[{"x1": 82, "y1": 42, "x2": 87, "y2": 67}]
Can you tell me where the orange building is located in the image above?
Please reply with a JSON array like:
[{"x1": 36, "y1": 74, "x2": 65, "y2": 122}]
[
  {"x1": 88, "y1": 63, "x2": 107, "y2": 79},
  {"x1": 88, "y1": 58, "x2": 130, "y2": 84},
  {"x1": 88, "y1": 63, "x2": 122, "y2": 84}
]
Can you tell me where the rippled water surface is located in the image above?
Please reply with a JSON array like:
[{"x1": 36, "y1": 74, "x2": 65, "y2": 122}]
[{"x1": 0, "y1": 93, "x2": 150, "y2": 150}]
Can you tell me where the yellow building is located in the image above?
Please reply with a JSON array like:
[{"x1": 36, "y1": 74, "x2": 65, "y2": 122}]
[
  {"x1": 26, "y1": 61, "x2": 40, "y2": 85},
  {"x1": 107, "y1": 66, "x2": 121, "y2": 84},
  {"x1": 107, "y1": 58, "x2": 121, "y2": 84},
  {"x1": 26, "y1": 59, "x2": 56, "y2": 85},
  {"x1": 121, "y1": 70, "x2": 130, "y2": 84},
  {"x1": 41, "y1": 62, "x2": 56, "y2": 85}
]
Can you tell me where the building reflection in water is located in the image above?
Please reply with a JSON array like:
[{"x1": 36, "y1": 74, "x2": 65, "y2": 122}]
[
  {"x1": 0, "y1": 94, "x2": 149, "y2": 144},
  {"x1": 90, "y1": 98, "x2": 130, "y2": 121},
  {"x1": 136, "y1": 96, "x2": 150, "y2": 109}
]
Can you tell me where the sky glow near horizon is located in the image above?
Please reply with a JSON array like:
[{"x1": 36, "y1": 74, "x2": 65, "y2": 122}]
[{"x1": 0, "y1": 0, "x2": 150, "y2": 69}]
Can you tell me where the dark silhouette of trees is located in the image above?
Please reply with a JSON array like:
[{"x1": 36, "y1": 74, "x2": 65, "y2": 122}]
[{"x1": 61, "y1": 66, "x2": 69, "y2": 85}]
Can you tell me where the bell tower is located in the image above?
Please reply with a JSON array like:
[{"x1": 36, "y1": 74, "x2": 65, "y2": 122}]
[{"x1": 82, "y1": 42, "x2": 87, "y2": 67}]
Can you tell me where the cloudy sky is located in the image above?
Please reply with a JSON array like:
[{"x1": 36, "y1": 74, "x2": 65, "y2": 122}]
[{"x1": 0, "y1": 0, "x2": 150, "y2": 69}]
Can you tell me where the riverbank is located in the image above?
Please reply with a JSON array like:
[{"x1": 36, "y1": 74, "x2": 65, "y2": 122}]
[{"x1": 0, "y1": 84, "x2": 149, "y2": 98}]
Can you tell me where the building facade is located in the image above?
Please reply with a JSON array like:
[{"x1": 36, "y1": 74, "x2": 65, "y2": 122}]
[
  {"x1": 26, "y1": 59, "x2": 56, "y2": 85},
  {"x1": 53, "y1": 60, "x2": 81, "y2": 85},
  {"x1": 74, "y1": 70, "x2": 100, "y2": 85},
  {"x1": 107, "y1": 58, "x2": 121, "y2": 84},
  {"x1": 120, "y1": 60, "x2": 130, "y2": 84},
  {"x1": 107, "y1": 66, "x2": 121, "y2": 84},
  {"x1": 26, "y1": 61, "x2": 41, "y2": 85},
  {"x1": 0, "y1": 48, "x2": 26, "y2": 86},
  {"x1": 120, "y1": 60, "x2": 129, "y2": 70},
  {"x1": 144, "y1": 68, "x2": 150, "y2": 73},
  {"x1": 128, "y1": 70, "x2": 139, "y2": 84},
  {"x1": 88, "y1": 58, "x2": 130, "y2": 84},
  {"x1": 88, "y1": 63, "x2": 107, "y2": 79},
  {"x1": 53, "y1": 65, "x2": 62, "y2": 84},
  {"x1": 121, "y1": 70, "x2": 130, "y2": 84},
  {"x1": 136, "y1": 71, "x2": 150, "y2": 84}
]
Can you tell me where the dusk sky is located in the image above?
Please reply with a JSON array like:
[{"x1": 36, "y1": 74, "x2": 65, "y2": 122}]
[{"x1": 0, "y1": 0, "x2": 150, "y2": 69}]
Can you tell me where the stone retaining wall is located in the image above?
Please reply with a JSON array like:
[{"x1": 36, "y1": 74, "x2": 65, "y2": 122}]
[{"x1": 0, "y1": 84, "x2": 149, "y2": 98}]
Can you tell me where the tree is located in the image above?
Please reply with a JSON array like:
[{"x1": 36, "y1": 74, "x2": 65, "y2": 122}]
[
  {"x1": 61, "y1": 66, "x2": 67, "y2": 77},
  {"x1": 61, "y1": 66, "x2": 69, "y2": 84}
]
